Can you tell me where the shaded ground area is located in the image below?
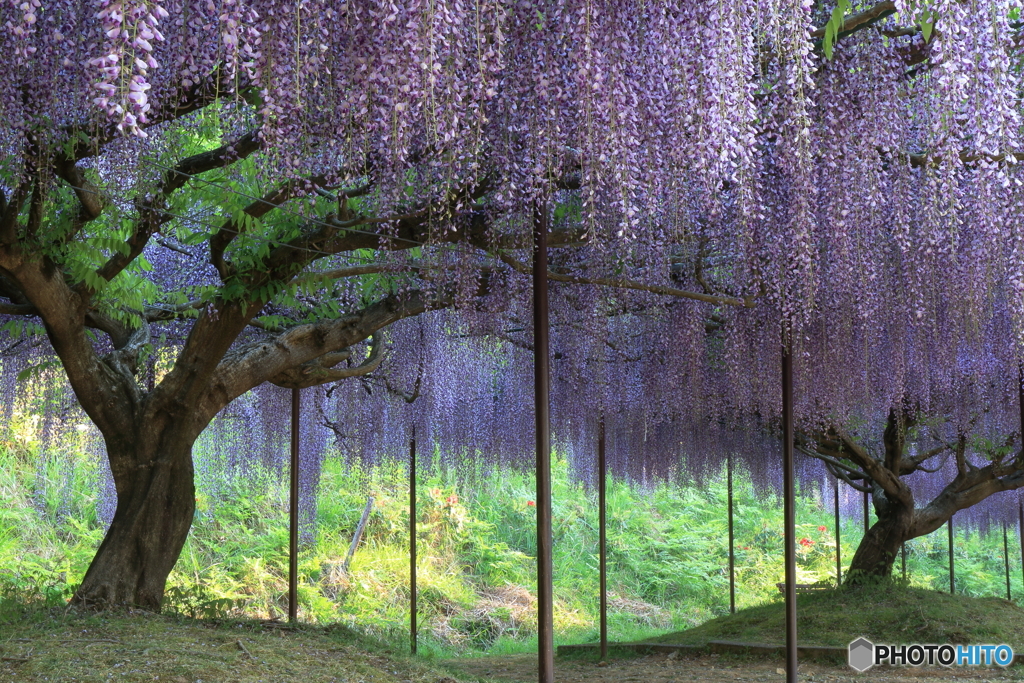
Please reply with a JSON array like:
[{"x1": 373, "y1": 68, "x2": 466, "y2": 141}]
[
  {"x1": 443, "y1": 652, "x2": 1024, "y2": 682},
  {"x1": 0, "y1": 608, "x2": 457, "y2": 683}
]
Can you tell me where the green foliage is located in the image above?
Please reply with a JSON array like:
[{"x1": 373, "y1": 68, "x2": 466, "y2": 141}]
[
  {"x1": 2, "y1": 100, "x2": 393, "y2": 329},
  {"x1": 2, "y1": 437, "x2": 1023, "y2": 658}
]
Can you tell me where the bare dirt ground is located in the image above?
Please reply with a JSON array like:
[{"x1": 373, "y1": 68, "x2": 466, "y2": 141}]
[{"x1": 442, "y1": 652, "x2": 1024, "y2": 682}]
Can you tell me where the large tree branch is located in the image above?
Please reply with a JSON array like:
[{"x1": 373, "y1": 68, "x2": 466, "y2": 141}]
[
  {"x1": 882, "y1": 406, "x2": 915, "y2": 472},
  {"x1": 0, "y1": 250, "x2": 135, "y2": 441},
  {"x1": 907, "y1": 149, "x2": 1024, "y2": 169},
  {"x1": 495, "y1": 252, "x2": 754, "y2": 307},
  {"x1": 803, "y1": 426, "x2": 910, "y2": 505},
  {"x1": 811, "y1": 1, "x2": 897, "y2": 49},
  {"x1": 54, "y1": 161, "x2": 105, "y2": 223},
  {"x1": 825, "y1": 460, "x2": 874, "y2": 493},
  {"x1": 206, "y1": 290, "x2": 441, "y2": 417},
  {"x1": 0, "y1": 301, "x2": 35, "y2": 316},
  {"x1": 144, "y1": 298, "x2": 206, "y2": 322},
  {"x1": 914, "y1": 453, "x2": 1024, "y2": 536},
  {"x1": 0, "y1": 180, "x2": 31, "y2": 246},
  {"x1": 899, "y1": 444, "x2": 951, "y2": 474},
  {"x1": 269, "y1": 333, "x2": 385, "y2": 389},
  {"x1": 209, "y1": 178, "x2": 315, "y2": 280},
  {"x1": 244, "y1": 181, "x2": 493, "y2": 295},
  {"x1": 796, "y1": 443, "x2": 869, "y2": 479},
  {"x1": 85, "y1": 131, "x2": 263, "y2": 292}
]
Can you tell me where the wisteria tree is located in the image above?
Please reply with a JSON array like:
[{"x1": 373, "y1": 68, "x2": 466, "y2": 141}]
[
  {"x1": 1, "y1": 0, "x2": 1024, "y2": 610},
  {"x1": 797, "y1": 407, "x2": 1024, "y2": 580}
]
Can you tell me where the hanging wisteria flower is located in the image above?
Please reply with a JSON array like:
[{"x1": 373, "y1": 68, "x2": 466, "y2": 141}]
[
  {"x1": 89, "y1": 0, "x2": 168, "y2": 136},
  {"x1": 4, "y1": 0, "x2": 40, "y2": 63}
]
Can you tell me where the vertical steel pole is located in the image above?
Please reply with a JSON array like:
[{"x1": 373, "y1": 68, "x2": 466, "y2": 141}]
[
  {"x1": 598, "y1": 417, "x2": 607, "y2": 661},
  {"x1": 410, "y1": 427, "x2": 418, "y2": 655},
  {"x1": 834, "y1": 479, "x2": 841, "y2": 586},
  {"x1": 1004, "y1": 522, "x2": 1011, "y2": 601},
  {"x1": 781, "y1": 339, "x2": 797, "y2": 683},
  {"x1": 948, "y1": 515, "x2": 955, "y2": 594},
  {"x1": 533, "y1": 198, "x2": 554, "y2": 683},
  {"x1": 1019, "y1": 365, "x2": 1024, "y2": 597},
  {"x1": 1019, "y1": 365, "x2": 1024, "y2": 598},
  {"x1": 289, "y1": 387, "x2": 299, "y2": 623},
  {"x1": 727, "y1": 453, "x2": 736, "y2": 613},
  {"x1": 863, "y1": 489, "x2": 870, "y2": 535}
]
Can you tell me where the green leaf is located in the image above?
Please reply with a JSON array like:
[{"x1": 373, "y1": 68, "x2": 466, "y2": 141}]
[
  {"x1": 822, "y1": 0, "x2": 851, "y2": 60},
  {"x1": 921, "y1": 13, "x2": 934, "y2": 42}
]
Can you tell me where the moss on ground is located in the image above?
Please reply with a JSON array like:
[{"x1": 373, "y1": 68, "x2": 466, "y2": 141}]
[
  {"x1": 0, "y1": 605, "x2": 464, "y2": 683},
  {"x1": 643, "y1": 584, "x2": 1024, "y2": 649}
]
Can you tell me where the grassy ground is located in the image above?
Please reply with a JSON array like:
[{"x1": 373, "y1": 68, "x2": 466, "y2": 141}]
[
  {"x1": 0, "y1": 605, "x2": 462, "y2": 683},
  {"x1": 4, "y1": 598, "x2": 1023, "y2": 683},
  {"x1": 644, "y1": 582, "x2": 1024, "y2": 649},
  {"x1": 3, "y1": 428, "x2": 1024, "y2": 658}
]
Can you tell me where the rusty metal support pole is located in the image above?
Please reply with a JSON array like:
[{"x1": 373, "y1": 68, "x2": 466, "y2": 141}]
[
  {"x1": 1019, "y1": 365, "x2": 1024, "y2": 598},
  {"x1": 727, "y1": 452, "x2": 735, "y2": 613},
  {"x1": 834, "y1": 478, "x2": 841, "y2": 586},
  {"x1": 598, "y1": 417, "x2": 607, "y2": 661},
  {"x1": 533, "y1": 198, "x2": 554, "y2": 683},
  {"x1": 948, "y1": 515, "x2": 955, "y2": 594},
  {"x1": 289, "y1": 387, "x2": 299, "y2": 623},
  {"x1": 781, "y1": 339, "x2": 797, "y2": 683},
  {"x1": 410, "y1": 427, "x2": 418, "y2": 655},
  {"x1": 1004, "y1": 522, "x2": 1011, "y2": 601}
]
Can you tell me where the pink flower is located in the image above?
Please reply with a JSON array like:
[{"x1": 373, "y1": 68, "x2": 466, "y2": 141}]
[{"x1": 446, "y1": 494, "x2": 458, "y2": 506}]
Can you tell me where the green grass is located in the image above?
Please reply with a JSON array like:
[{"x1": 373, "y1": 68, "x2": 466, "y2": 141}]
[
  {"x1": 3, "y1": 424, "x2": 1024, "y2": 659},
  {"x1": 644, "y1": 582, "x2": 1024, "y2": 649},
  {"x1": 0, "y1": 604, "x2": 461, "y2": 683}
]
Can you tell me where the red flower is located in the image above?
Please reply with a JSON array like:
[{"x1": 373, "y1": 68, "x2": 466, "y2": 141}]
[
  {"x1": 446, "y1": 494, "x2": 459, "y2": 506},
  {"x1": 818, "y1": 525, "x2": 827, "y2": 532},
  {"x1": 799, "y1": 538, "x2": 814, "y2": 547},
  {"x1": 526, "y1": 500, "x2": 536, "y2": 507}
]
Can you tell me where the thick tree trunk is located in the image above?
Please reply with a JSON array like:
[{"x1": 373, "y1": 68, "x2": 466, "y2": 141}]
[
  {"x1": 71, "y1": 433, "x2": 196, "y2": 610},
  {"x1": 845, "y1": 498, "x2": 914, "y2": 581}
]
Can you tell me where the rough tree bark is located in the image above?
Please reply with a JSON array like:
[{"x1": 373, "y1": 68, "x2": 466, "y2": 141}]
[
  {"x1": 844, "y1": 486, "x2": 915, "y2": 579},
  {"x1": 75, "y1": 433, "x2": 197, "y2": 609}
]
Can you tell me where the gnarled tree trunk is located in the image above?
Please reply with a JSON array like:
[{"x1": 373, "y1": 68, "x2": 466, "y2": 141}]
[
  {"x1": 845, "y1": 495, "x2": 914, "y2": 581},
  {"x1": 72, "y1": 429, "x2": 197, "y2": 610}
]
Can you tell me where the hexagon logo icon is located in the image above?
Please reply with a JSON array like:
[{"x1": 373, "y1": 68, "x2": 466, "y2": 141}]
[{"x1": 848, "y1": 637, "x2": 875, "y2": 672}]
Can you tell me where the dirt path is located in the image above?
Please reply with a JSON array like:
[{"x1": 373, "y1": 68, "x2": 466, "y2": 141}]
[{"x1": 442, "y1": 652, "x2": 1024, "y2": 682}]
